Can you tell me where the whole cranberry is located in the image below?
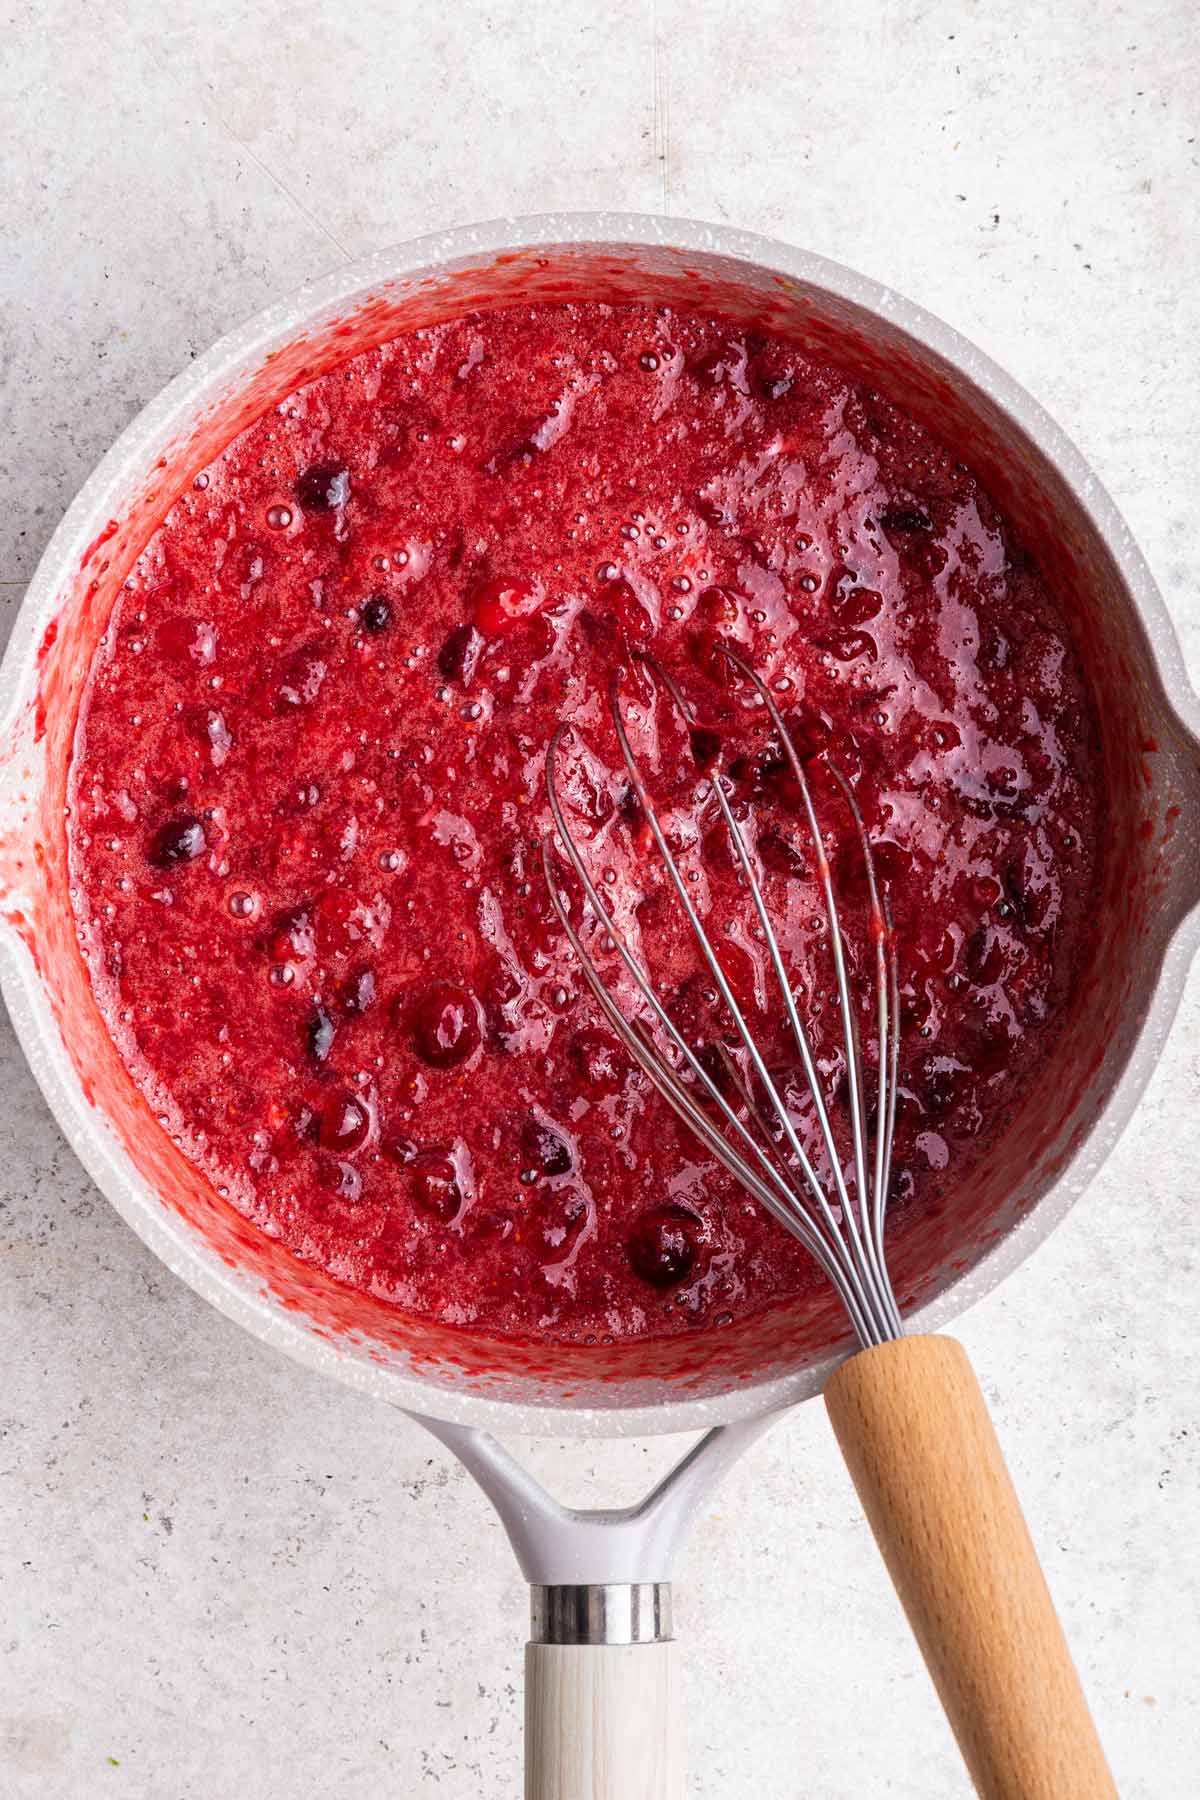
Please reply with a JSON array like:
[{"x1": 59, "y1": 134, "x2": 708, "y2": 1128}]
[
  {"x1": 521, "y1": 1116, "x2": 573, "y2": 1178},
  {"x1": 338, "y1": 965, "x2": 377, "y2": 1016},
  {"x1": 410, "y1": 1150, "x2": 462, "y2": 1221},
  {"x1": 751, "y1": 360, "x2": 794, "y2": 401},
  {"x1": 627, "y1": 1206, "x2": 702, "y2": 1288},
  {"x1": 296, "y1": 461, "x2": 350, "y2": 511},
  {"x1": 307, "y1": 1002, "x2": 336, "y2": 1065},
  {"x1": 688, "y1": 342, "x2": 746, "y2": 390},
  {"x1": 483, "y1": 959, "x2": 525, "y2": 1017},
  {"x1": 437, "y1": 621, "x2": 484, "y2": 684},
  {"x1": 319, "y1": 1158, "x2": 362, "y2": 1203},
  {"x1": 381, "y1": 1131, "x2": 419, "y2": 1167},
  {"x1": 319, "y1": 1089, "x2": 371, "y2": 1154},
  {"x1": 148, "y1": 815, "x2": 206, "y2": 868},
  {"x1": 410, "y1": 982, "x2": 483, "y2": 1068},
  {"x1": 360, "y1": 595, "x2": 392, "y2": 634}
]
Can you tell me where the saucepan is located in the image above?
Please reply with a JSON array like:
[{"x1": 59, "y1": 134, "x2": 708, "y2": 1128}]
[{"x1": 2, "y1": 214, "x2": 1198, "y2": 1797}]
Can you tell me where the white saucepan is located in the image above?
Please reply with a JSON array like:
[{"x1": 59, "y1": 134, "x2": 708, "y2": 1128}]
[{"x1": 2, "y1": 215, "x2": 1197, "y2": 1796}]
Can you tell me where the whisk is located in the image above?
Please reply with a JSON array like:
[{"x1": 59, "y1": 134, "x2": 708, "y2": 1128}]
[
  {"x1": 544, "y1": 648, "x2": 902, "y2": 1352},
  {"x1": 541, "y1": 649, "x2": 1117, "y2": 1800}
]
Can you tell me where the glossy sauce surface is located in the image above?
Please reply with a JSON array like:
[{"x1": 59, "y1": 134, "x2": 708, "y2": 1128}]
[{"x1": 68, "y1": 302, "x2": 1102, "y2": 1343}]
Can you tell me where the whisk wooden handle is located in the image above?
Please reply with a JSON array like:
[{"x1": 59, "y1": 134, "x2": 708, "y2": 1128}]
[{"x1": 825, "y1": 1334, "x2": 1117, "y2": 1799}]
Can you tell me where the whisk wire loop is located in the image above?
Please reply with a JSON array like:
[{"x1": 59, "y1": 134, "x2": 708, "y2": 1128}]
[
  {"x1": 540, "y1": 792, "x2": 875, "y2": 1339},
  {"x1": 543, "y1": 653, "x2": 904, "y2": 1349}
]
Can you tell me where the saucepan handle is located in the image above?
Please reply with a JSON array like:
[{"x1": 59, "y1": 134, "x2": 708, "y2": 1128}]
[
  {"x1": 414, "y1": 1415, "x2": 777, "y2": 1799},
  {"x1": 524, "y1": 1585, "x2": 684, "y2": 1800},
  {"x1": 825, "y1": 1333, "x2": 1117, "y2": 1800}
]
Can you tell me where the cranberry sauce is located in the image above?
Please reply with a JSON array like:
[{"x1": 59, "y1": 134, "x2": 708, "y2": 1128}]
[{"x1": 68, "y1": 302, "x2": 1102, "y2": 1344}]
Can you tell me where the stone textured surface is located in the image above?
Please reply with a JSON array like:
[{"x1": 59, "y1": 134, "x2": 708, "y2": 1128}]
[{"x1": 1, "y1": 1, "x2": 1197, "y2": 1794}]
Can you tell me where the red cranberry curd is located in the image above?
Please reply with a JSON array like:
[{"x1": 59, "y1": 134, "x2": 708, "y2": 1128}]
[{"x1": 67, "y1": 301, "x2": 1102, "y2": 1344}]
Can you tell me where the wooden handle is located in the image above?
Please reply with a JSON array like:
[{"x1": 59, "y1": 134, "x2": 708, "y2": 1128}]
[
  {"x1": 825, "y1": 1334, "x2": 1116, "y2": 1798},
  {"x1": 524, "y1": 1641, "x2": 683, "y2": 1800}
]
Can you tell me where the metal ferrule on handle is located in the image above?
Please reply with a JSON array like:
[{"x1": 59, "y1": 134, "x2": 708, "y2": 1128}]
[{"x1": 530, "y1": 1583, "x2": 673, "y2": 1646}]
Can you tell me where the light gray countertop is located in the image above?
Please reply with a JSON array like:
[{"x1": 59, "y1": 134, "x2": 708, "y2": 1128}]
[{"x1": 2, "y1": 2, "x2": 1197, "y2": 1794}]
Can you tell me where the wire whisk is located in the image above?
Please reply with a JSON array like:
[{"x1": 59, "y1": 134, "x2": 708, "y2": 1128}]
[{"x1": 542, "y1": 650, "x2": 904, "y2": 1348}]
